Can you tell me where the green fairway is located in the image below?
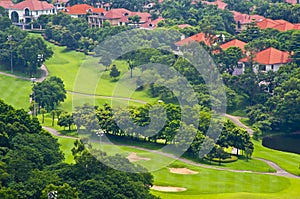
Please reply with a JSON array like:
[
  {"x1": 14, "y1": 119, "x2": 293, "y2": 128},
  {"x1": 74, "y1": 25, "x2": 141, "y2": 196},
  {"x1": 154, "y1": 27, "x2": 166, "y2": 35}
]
[
  {"x1": 54, "y1": 138, "x2": 300, "y2": 199},
  {"x1": 0, "y1": 75, "x2": 31, "y2": 109},
  {"x1": 253, "y1": 140, "x2": 300, "y2": 176}
]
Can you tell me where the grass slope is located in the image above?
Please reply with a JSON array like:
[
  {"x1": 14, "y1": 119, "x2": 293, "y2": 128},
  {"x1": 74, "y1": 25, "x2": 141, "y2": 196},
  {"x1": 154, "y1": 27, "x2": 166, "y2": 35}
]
[{"x1": 0, "y1": 75, "x2": 31, "y2": 109}]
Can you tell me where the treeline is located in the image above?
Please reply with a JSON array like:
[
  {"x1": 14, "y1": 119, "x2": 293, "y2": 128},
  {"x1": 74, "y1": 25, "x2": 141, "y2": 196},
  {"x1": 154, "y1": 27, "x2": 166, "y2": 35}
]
[
  {"x1": 0, "y1": 99, "x2": 158, "y2": 199},
  {"x1": 224, "y1": 0, "x2": 300, "y2": 23},
  {"x1": 0, "y1": 16, "x2": 53, "y2": 75},
  {"x1": 63, "y1": 103, "x2": 253, "y2": 163},
  {"x1": 41, "y1": 13, "x2": 130, "y2": 54}
]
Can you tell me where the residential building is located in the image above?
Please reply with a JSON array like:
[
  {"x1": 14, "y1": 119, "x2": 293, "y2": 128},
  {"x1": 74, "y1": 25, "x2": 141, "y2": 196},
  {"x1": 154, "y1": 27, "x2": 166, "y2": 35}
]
[
  {"x1": 238, "y1": 47, "x2": 292, "y2": 73},
  {"x1": 256, "y1": 18, "x2": 300, "y2": 31},
  {"x1": 8, "y1": 0, "x2": 55, "y2": 25},
  {"x1": 219, "y1": 39, "x2": 247, "y2": 53},
  {"x1": 175, "y1": 32, "x2": 215, "y2": 48},
  {"x1": 232, "y1": 11, "x2": 265, "y2": 32},
  {"x1": 63, "y1": 4, "x2": 94, "y2": 18},
  {"x1": 0, "y1": 0, "x2": 14, "y2": 10}
]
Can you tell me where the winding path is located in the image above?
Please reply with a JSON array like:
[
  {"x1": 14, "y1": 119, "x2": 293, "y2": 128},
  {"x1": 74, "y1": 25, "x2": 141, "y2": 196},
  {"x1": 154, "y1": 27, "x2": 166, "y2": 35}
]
[{"x1": 43, "y1": 126, "x2": 300, "y2": 179}]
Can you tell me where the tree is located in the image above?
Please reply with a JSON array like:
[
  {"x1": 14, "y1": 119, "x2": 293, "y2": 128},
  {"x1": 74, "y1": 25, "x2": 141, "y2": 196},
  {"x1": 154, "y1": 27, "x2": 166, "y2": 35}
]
[
  {"x1": 73, "y1": 104, "x2": 99, "y2": 132},
  {"x1": 58, "y1": 112, "x2": 74, "y2": 131},
  {"x1": 129, "y1": 15, "x2": 141, "y2": 28},
  {"x1": 99, "y1": 53, "x2": 112, "y2": 71},
  {"x1": 109, "y1": 64, "x2": 120, "y2": 80},
  {"x1": 290, "y1": 31, "x2": 300, "y2": 66},
  {"x1": 33, "y1": 76, "x2": 67, "y2": 111},
  {"x1": 40, "y1": 108, "x2": 47, "y2": 124},
  {"x1": 127, "y1": 59, "x2": 135, "y2": 78},
  {"x1": 42, "y1": 183, "x2": 79, "y2": 199},
  {"x1": 218, "y1": 47, "x2": 243, "y2": 74}
]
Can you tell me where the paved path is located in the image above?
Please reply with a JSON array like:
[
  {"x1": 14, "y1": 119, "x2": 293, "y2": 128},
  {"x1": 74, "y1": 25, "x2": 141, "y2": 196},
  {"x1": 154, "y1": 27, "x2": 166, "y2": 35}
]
[
  {"x1": 224, "y1": 114, "x2": 253, "y2": 136},
  {"x1": 43, "y1": 126, "x2": 300, "y2": 179}
]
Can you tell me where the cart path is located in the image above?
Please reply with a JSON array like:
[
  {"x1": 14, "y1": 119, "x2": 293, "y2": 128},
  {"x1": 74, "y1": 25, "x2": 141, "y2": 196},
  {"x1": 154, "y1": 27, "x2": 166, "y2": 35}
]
[
  {"x1": 43, "y1": 126, "x2": 300, "y2": 179},
  {"x1": 223, "y1": 114, "x2": 253, "y2": 136}
]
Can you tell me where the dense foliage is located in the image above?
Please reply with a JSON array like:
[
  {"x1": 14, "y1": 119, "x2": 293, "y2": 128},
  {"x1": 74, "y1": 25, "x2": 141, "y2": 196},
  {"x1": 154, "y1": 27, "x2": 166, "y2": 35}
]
[
  {"x1": 0, "y1": 100, "x2": 158, "y2": 198},
  {"x1": 0, "y1": 16, "x2": 53, "y2": 75}
]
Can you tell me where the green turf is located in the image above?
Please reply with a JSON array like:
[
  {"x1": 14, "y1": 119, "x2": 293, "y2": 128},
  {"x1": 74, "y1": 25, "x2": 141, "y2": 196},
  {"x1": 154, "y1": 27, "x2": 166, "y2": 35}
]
[
  {"x1": 240, "y1": 118, "x2": 253, "y2": 127},
  {"x1": 253, "y1": 140, "x2": 300, "y2": 176},
  {"x1": 55, "y1": 136, "x2": 76, "y2": 164},
  {"x1": 0, "y1": 75, "x2": 31, "y2": 110}
]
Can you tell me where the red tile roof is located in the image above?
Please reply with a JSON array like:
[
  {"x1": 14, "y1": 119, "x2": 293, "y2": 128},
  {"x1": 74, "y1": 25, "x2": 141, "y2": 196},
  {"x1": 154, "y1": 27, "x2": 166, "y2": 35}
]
[
  {"x1": 232, "y1": 11, "x2": 265, "y2": 25},
  {"x1": 239, "y1": 47, "x2": 292, "y2": 65},
  {"x1": 285, "y1": 0, "x2": 299, "y2": 4},
  {"x1": 177, "y1": 24, "x2": 192, "y2": 28},
  {"x1": 202, "y1": 0, "x2": 228, "y2": 10},
  {"x1": 10, "y1": 0, "x2": 53, "y2": 10},
  {"x1": 105, "y1": 8, "x2": 131, "y2": 19},
  {"x1": 64, "y1": 4, "x2": 93, "y2": 15},
  {"x1": 175, "y1": 32, "x2": 214, "y2": 47},
  {"x1": 256, "y1": 18, "x2": 299, "y2": 31},
  {"x1": 131, "y1": 12, "x2": 151, "y2": 23},
  {"x1": 0, "y1": 0, "x2": 14, "y2": 9},
  {"x1": 92, "y1": 7, "x2": 105, "y2": 13},
  {"x1": 220, "y1": 39, "x2": 247, "y2": 52},
  {"x1": 140, "y1": 16, "x2": 164, "y2": 29}
]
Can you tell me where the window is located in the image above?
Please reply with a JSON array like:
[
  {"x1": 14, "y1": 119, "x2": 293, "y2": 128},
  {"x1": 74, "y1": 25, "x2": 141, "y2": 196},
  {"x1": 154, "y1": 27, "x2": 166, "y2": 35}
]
[
  {"x1": 36, "y1": 11, "x2": 38, "y2": 15},
  {"x1": 259, "y1": 65, "x2": 266, "y2": 71},
  {"x1": 271, "y1": 65, "x2": 274, "y2": 70}
]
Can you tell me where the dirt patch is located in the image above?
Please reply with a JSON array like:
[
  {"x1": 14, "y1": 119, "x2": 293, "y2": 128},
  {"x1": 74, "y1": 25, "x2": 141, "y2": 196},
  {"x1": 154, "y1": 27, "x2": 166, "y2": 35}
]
[
  {"x1": 169, "y1": 168, "x2": 198, "y2": 174},
  {"x1": 126, "y1": 152, "x2": 151, "y2": 162},
  {"x1": 151, "y1": 185, "x2": 187, "y2": 192}
]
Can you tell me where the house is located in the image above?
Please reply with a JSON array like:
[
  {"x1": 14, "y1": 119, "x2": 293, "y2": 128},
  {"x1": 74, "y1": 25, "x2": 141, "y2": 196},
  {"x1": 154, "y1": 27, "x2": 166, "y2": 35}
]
[
  {"x1": 256, "y1": 18, "x2": 299, "y2": 31},
  {"x1": 104, "y1": 8, "x2": 151, "y2": 27},
  {"x1": 87, "y1": 7, "x2": 106, "y2": 27},
  {"x1": 175, "y1": 32, "x2": 215, "y2": 47},
  {"x1": 8, "y1": 0, "x2": 55, "y2": 25},
  {"x1": 177, "y1": 24, "x2": 192, "y2": 29},
  {"x1": 104, "y1": 8, "x2": 131, "y2": 26},
  {"x1": 238, "y1": 47, "x2": 292, "y2": 73},
  {"x1": 140, "y1": 16, "x2": 165, "y2": 29},
  {"x1": 232, "y1": 11, "x2": 265, "y2": 31},
  {"x1": 202, "y1": 0, "x2": 228, "y2": 10},
  {"x1": 0, "y1": 0, "x2": 14, "y2": 10},
  {"x1": 63, "y1": 4, "x2": 94, "y2": 18},
  {"x1": 53, "y1": 0, "x2": 68, "y2": 11},
  {"x1": 220, "y1": 39, "x2": 247, "y2": 53},
  {"x1": 285, "y1": 0, "x2": 300, "y2": 4}
]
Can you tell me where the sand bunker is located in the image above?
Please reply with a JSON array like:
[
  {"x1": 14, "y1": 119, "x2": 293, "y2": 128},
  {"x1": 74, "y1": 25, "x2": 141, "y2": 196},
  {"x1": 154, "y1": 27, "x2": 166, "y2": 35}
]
[
  {"x1": 169, "y1": 168, "x2": 198, "y2": 174},
  {"x1": 151, "y1": 185, "x2": 187, "y2": 192},
  {"x1": 126, "y1": 152, "x2": 151, "y2": 162}
]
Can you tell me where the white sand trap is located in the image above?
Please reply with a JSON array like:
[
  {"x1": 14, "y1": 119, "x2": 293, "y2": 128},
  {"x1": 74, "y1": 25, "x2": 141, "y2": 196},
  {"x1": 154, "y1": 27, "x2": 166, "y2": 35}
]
[
  {"x1": 169, "y1": 168, "x2": 198, "y2": 174},
  {"x1": 151, "y1": 185, "x2": 187, "y2": 192},
  {"x1": 126, "y1": 152, "x2": 151, "y2": 162}
]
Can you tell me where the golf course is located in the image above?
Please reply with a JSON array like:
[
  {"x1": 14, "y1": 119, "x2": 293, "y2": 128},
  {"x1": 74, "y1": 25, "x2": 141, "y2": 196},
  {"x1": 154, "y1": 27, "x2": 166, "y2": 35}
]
[{"x1": 0, "y1": 33, "x2": 299, "y2": 199}]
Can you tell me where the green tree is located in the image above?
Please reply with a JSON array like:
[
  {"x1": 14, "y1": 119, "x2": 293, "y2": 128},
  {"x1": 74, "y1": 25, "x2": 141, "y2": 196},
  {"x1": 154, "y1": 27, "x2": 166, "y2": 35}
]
[
  {"x1": 42, "y1": 183, "x2": 79, "y2": 199},
  {"x1": 58, "y1": 112, "x2": 74, "y2": 131},
  {"x1": 109, "y1": 64, "x2": 120, "y2": 80}
]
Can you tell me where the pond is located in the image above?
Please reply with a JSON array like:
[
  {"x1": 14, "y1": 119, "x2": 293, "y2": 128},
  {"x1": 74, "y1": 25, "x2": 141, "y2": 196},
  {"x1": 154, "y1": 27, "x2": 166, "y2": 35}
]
[{"x1": 262, "y1": 134, "x2": 300, "y2": 154}]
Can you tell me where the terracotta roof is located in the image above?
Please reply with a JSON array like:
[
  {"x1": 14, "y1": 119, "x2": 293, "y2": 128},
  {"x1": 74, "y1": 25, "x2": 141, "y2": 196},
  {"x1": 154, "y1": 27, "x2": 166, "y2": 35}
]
[
  {"x1": 232, "y1": 11, "x2": 265, "y2": 25},
  {"x1": 92, "y1": 7, "x2": 105, "y2": 13},
  {"x1": 10, "y1": 0, "x2": 53, "y2": 10},
  {"x1": 105, "y1": 8, "x2": 131, "y2": 19},
  {"x1": 140, "y1": 16, "x2": 164, "y2": 29},
  {"x1": 285, "y1": 0, "x2": 299, "y2": 4},
  {"x1": 257, "y1": 18, "x2": 298, "y2": 31},
  {"x1": 0, "y1": 0, "x2": 14, "y2": 9},
  {"x1": 175, "y1": 32, "x2": 214, "y2": 47},
  {"x1": 239, "y1": 47, "x2": 292, "y2": 65},
  {"x1": 131, "y1": 12, "x2": 151, "y2": 23},
  {"x1": 220, "y1": 39, "x2": 247, "y2": 52},
  {"x1": 177, "y1": 24, "x2": 192, "y2": 28},
  {"x1": 256, "y1": 18, "x2": 280, "y2": 29},
  {"x1": 64, "y1": 4, "x2": 93, "y2": 15},
  {"x1": 202, "y1": 0, "x2": 228, "y2": 9}
]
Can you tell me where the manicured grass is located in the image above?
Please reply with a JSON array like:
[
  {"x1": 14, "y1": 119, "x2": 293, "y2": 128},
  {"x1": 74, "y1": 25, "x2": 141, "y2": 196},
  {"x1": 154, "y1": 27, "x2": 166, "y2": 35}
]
[
  {"x1": 55, "y1": 136, "x2": 76, "y2": 164},
  {"x1": 0, "y1": 75, "x2": 31, "y2": 110},
  {"x1": 240, "y1": 118, "x2": 253, "y2": 127},
  {"x1": 253, "y1": 139, "x2": 300, "y2": 176},
  {"x1": 227, "y1": 109, "x2": 247, "y2": 117}
]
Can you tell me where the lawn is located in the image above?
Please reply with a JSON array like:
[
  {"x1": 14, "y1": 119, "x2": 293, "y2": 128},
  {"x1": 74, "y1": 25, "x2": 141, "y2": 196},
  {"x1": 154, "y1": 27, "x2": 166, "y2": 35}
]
[
  {"x1": 53, "y1": 137, "x2": 300, "y2": 199},
  {"x1": 253, "y1": 139, "x2": 300, "y2": 176},
  {"x1": 0, "y1": 75, "x2": 31, "y2": 109}
]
